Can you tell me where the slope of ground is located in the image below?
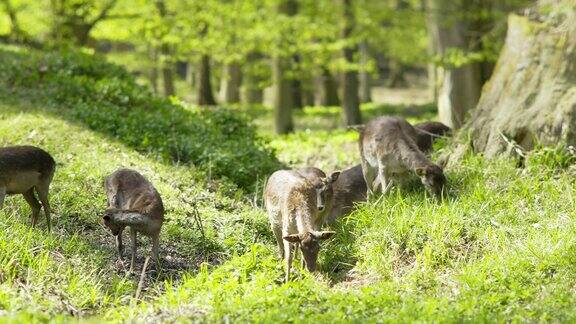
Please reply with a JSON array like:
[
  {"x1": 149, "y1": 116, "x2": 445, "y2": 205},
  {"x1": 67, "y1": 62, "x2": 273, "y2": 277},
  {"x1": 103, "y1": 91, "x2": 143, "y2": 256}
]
[{"x1": 1, "y1": 45, "x2": 576, "y2": 322}]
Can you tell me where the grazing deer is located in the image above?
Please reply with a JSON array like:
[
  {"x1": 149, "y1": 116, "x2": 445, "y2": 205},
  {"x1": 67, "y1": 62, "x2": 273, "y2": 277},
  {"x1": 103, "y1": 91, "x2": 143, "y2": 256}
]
[
  {"x1": 360, "y1": 116, "x2": 446, "y2": 198},
  {"x1": 264, "y1": 168, "x2": 339, "y2": 282},
  {"x1": 102, "y1": 169, "x2": 164, "y2": 272},
  {"x1": 327, "y1": 121, "x2": 451, "y2": 222},
  {"x1": 0, "y1": 146, "x2": 55, "y2": 231},
  {"x1": 325, "y1": 164, "x2": 367, "y2": 224},
  {"x1": 413, "y1": 121, "x2": 451, "y2": 154}
]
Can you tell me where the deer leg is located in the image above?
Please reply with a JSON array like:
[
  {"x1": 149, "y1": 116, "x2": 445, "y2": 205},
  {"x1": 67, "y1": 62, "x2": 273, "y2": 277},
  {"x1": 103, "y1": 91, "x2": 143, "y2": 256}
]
[
  {"x1": 129, "y1": 228, "x2": 137, "y2": 273},
  {"x1": 152, "y1": 233, "x2": 161, "y2": 271},
  {"x1": 272, "y1": 225, "x2": 284, "y2": 259},
  {"x1": 284, "y1": 241, "x2": 293, "y2": 283},
  {"x1": 116, "y1": 231, "x2": 124, "y2": 261},
  {"x1": 377, "y1": 163, "x2": 393, "y2": 195},
  {"x1": 23, "y1": 188, "x2": 41, "y2": 227},
  {"x1": 361, "y1": 159, "x2": 377, "y2": 198},
  {"x1": 35, "y1": 182, "x2": 52, "y2": 232}
]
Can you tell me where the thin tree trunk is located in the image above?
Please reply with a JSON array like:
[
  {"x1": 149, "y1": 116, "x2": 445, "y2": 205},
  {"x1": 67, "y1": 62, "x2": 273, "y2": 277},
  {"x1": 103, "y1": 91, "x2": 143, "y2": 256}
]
[
  {"x1": 273, "y1": 56, "x2": 294, "y2": 134},
  {"x1": 219, "y1": 62, "x2": 241, "y2": 104},
  {"x1": 426, "y1": 0, "x2": 482, "y2": 129},
  {"x1": 161, "y1": 44, "x2": 175, "y2": 97},
  {"x1": 341, "y1": 0, "x2": 362, "y2": 126},
  {"x1": 148, "y1": 45, "x2": 159, "y2": 94},
  {"x1": 359, "y1": 41, "x2": 372, "y2": 103},
  {"x1": 273, "y1": 0, "x2": 297, "y2": 134},
  {"x1": 242, "y1": 52, "x2": 264, "y2": 105},
  {"x1": 317, "y1": 68, "x2": 340, "y2": 106},
  {"x1": 197, "y1": 54, "x2": 217, "y2": 106},
  {"x1": 292, "y1": 54, "x2": 303, "y2": 109}
]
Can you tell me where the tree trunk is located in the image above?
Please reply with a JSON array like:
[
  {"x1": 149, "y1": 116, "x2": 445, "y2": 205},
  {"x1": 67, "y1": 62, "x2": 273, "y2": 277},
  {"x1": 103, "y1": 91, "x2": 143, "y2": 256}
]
[
  {"x1": 273, "y1": 56, "x2": 294, "y2": 134},
  {"x1": 272, "y1": 0, "x2": 297, "y2": 134},
  {"x1": 292, "y1": 54, "x2": 303, "y2": 109},
  {"x1": 317, "y1": 68, "x2": 340, "y2": 106},
  {"x1": 197, "y1": 54, "x2": 217, "y2": 106},
  {"x1": 242, "y1": 52, "x2": 264, "y2": 105},
  {"x1": 161, "y1": 44, "x2": 175, "y2": 97},
  {"x1": 341, "y1": 0, "x2": 362, "y2": 126},
  {"x1": 219, "y1": 62, "x2": 241, "y2": 104},
  {"x1": 426, "y1": 0, "x2": 482, "y2": 129},
  {"x1": 466, "y1": 11, "x2": 576, "y2": 158},
  {"x1": 359, "y1": 41, "x2": 372, "y2": 103},
  {"x1": 148, "y1": 45, "x2": 159, "y2": 94}
]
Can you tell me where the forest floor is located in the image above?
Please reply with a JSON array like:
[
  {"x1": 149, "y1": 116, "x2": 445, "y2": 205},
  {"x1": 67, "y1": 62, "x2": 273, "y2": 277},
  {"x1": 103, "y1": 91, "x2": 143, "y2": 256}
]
[{"x1": 1, "y1": 46, "x2": 576, "y2": 322}]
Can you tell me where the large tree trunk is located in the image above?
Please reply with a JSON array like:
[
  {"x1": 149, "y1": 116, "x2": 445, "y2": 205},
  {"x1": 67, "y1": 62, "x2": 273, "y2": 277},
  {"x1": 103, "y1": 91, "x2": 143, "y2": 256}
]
[
  {"x1": 341, "y1": 0, "x2": 362, "y2": 126},
  {"x1": 466, "y1": 11, "x2": 576, "y2": 157},
  {"x1": 317, "y1": 68, "x2": 340, "y2": 106},
  {"x1": 426, "y1": 0, "x2": 482, "y2": 129},
  {"x1": 197, "y1": 54, "x2": 217, "y2": 106},
  {"x1": 219, "y1": 62, "x2": 241, "y2": 104}
]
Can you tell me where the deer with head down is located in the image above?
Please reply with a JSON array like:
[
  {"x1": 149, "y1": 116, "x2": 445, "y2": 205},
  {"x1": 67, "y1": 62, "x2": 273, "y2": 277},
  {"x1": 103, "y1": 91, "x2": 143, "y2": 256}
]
[
  {"x1": 102, "y1": 168, "x2": 164, "y2": 272},
  {"x1": 0, "y1": 146, "x2": 55, "y2": 231},
  {"x1": 359, "y1": 116, "x2": 446, "y2": 198},
  {"x1": 264, "y1": 167, "x2": 340, "y2": 282}
]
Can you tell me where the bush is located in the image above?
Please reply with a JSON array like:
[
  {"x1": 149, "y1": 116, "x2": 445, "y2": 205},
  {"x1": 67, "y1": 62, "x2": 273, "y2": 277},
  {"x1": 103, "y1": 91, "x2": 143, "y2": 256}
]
[{"x1": 0, "y1": 46, "x2": 281, "y2": 190}]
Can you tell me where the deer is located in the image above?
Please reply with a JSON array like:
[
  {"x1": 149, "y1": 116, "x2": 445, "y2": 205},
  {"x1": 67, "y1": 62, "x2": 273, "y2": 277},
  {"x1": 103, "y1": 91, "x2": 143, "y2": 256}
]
[
  {"x1": 327, "y1": 120, "x2": 450, "y2": 222},
  {"x1": 0, "y1": 146, "x2": 55, "y2": 231},
  {"x1": 102, "y1": 168, "x2": 164, "y2": 272},
  {"x1": 413, "y1": 121, "x2": 451, "y2": 154},
  {"x1": 264, "y1": 167, "x2": 340, "y2": 282},
  {"x1": 359, "y1": 116, "x2": 446, "y2": 198}
]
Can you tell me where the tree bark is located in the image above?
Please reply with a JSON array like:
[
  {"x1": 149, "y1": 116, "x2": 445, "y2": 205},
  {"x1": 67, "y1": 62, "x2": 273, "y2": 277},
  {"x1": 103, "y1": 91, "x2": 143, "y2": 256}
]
[
  {"x1": 341, "y1": 0, "x2": 362, "y2": 126},
  {"x1": 426, "y1": 0, "x2": 482, "y2": 129},
  {"x1": 219, "y1": 62, "x2": 241, "y2": 104},
  {"x1": 317, "y1": 68, "x2": 340, "y2": 106},
  {"x1": 292, "y1": 54, "x2": 303, "y2": 109},
  {"x1": 466, "y1": 12, "x2": 576, "y2": 157},
  {"x1": 197, "y1": 54, "x2": 217, "y2": 106},
  {"x1": 359, "y1": 41, "x2": 372, "y2": 103},
  {"x1": 148, "y1": 45, "x2": 159, "y2": 94}
]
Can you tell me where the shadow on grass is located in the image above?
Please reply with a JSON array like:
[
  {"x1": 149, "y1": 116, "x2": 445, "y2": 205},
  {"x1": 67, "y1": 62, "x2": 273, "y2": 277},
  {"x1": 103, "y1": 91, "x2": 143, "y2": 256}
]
[{"x1": 0, "y1": 46, "x2": 281, "y2": 191}]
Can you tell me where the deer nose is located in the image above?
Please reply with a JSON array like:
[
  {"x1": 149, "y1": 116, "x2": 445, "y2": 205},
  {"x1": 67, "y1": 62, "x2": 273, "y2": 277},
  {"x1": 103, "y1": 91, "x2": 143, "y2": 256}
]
[{"x1": 318, "y1": 205, "x2": 325, "y2": 211}]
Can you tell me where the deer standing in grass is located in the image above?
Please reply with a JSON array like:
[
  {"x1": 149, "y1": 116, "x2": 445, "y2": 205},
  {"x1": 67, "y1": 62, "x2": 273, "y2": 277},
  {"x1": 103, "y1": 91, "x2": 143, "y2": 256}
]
[
  {"x1": 264, "y1": 168, "x2": 339, "y2": 282},
  {"x1": 0, "y1": 146, "x2": 55, "y2": 231},
  {"x1": 102, "y1": 169, "x2": 164, "y2": 272},
  {"x1": 359, "y1": 116, "x2": 446, "y2": 198}
]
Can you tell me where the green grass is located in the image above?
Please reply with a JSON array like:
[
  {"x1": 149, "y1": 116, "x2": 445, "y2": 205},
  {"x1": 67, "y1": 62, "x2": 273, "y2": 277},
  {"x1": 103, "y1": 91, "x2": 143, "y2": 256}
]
[{"x1": 1, "y1": 45, "x2": 576, "y2": 322}]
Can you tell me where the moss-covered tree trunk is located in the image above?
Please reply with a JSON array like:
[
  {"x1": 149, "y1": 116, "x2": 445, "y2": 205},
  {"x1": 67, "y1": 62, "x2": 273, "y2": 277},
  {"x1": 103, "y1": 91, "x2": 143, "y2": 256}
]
[{"x1": 467, "y1": 9, "x2": 576, "y2": 157}]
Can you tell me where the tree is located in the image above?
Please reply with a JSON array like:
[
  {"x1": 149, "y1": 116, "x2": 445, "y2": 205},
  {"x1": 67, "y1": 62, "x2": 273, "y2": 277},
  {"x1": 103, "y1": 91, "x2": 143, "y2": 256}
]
[
  {"x1": 197, "y1": 53, "x2": 217, "y2": 105},
  {"x1": 466, "y1": 5, "x2": 576, "y2": 157},
  {"x1": 220, "y1": 62, "x2": 241, "y2": 104},
  {"x1": 50, "y1": 0, "x2": 119, "y2": 46},
  {"x1": 425, "y1": 0, "x2": 482, "y2": 129},
  {"x1": 272, "y1": 0, "x2": 297, "y2": 134},
  {"x1": 341, "y1": 0, "x2": 361, "y2": 126},
  {"x1": 154, "y1": 0, "x2": 175, "y2": 97}
]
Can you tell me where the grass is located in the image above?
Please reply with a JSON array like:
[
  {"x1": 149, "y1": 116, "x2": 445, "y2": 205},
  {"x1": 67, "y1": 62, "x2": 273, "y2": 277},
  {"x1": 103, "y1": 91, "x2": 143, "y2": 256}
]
[{"x1": 1, "y1": 45, "x2": 576, "y2": 322}]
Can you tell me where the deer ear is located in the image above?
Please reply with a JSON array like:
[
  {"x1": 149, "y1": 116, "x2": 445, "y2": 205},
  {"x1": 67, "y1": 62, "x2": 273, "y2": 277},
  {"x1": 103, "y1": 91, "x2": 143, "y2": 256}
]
[
  {"x1": 312, "y1": 231, "x2": 336, "y2": 240},
  {"x1": 330, "y1": 171, "x2": 341, "y2": 183},
  {"x1": 415, "y1": 167, "x2": 426, "y2": 177},
  {"x1": 283, "y1": 234, "x2": 303, "y2": 243}
]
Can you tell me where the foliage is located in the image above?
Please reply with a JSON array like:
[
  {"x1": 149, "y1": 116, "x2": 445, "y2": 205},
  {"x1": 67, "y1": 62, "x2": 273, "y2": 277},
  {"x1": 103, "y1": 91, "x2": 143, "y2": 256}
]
[{"x1": 0, "y1": 45, "x2": 281, "y2": 190}]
